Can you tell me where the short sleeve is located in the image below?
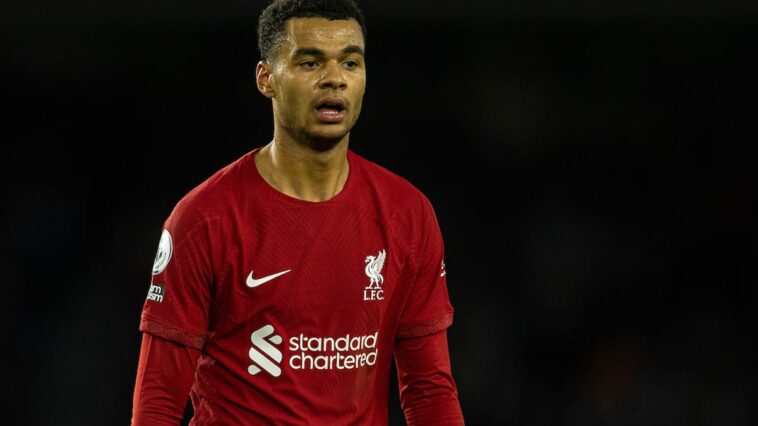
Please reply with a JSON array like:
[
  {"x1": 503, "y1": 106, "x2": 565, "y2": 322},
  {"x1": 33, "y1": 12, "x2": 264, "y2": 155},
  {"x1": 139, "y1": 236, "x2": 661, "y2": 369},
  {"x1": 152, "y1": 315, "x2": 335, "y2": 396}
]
[
  {"x1": 139, "y1": 201, "x2": 216, "y2": 350},
  {"x1": 396, "y1": 195, "x2": 454, "y2": 339}
]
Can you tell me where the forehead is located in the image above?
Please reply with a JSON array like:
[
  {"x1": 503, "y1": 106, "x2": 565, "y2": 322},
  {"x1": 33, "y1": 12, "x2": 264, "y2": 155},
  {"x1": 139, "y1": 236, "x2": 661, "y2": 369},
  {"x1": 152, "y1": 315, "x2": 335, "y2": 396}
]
[{"x1": 281, "y1": 17, "x2": 364, "y2": 54}]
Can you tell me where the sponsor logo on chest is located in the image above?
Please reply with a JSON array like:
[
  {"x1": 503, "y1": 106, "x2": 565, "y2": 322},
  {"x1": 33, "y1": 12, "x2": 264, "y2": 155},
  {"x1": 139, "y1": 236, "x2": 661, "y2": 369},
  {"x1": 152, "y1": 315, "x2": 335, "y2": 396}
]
[
  {"x1": 247, "y1": 324, "x2": 379, "y2": 378},
  {"x1": 242, "y1": 249, "x2": 387, "y2": 379}
]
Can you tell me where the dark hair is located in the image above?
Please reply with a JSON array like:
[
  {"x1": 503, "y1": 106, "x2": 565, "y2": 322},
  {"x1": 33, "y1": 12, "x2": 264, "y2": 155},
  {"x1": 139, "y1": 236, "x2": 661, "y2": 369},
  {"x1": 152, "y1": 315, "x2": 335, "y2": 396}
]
[{"x1": 257, "y1": 0, "x2": 367, "y2": 61}]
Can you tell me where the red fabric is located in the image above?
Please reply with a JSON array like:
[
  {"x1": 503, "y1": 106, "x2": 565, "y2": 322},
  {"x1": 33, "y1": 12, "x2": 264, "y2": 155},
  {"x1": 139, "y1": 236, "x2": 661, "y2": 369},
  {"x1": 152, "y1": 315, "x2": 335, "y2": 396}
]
[
  {"x1": 131, "y1": 330, "x2": 464, "y2": 425},
  {"x1": 396, "y1": 330, "x2": 465, "y2": 425},
  {"x1": 131, "y1": 332, "x2": 200, "y2": 426},
  {"x1": 136, "y1": 147, "x2": 458, "y2": 423}
]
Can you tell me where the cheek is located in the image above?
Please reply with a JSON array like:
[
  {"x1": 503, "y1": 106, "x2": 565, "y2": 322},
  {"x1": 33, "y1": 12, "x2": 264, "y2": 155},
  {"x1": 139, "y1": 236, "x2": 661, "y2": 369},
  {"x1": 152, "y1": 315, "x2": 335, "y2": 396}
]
[
  {"x1": 352, "y1": 99, "x2": 364, "y2": 120},
  {"x1": 352, "y1": 78, "x2": 367, "y2": 100},
  {"x1": 285, "y1": 85, "x2": 313, "y2": 111},
  {"x1": 277, "y1": 85, "x2": 311, "y2": 119},
  {"x1": 351, "y1": 86, "x2": 366, "y2": 113}
]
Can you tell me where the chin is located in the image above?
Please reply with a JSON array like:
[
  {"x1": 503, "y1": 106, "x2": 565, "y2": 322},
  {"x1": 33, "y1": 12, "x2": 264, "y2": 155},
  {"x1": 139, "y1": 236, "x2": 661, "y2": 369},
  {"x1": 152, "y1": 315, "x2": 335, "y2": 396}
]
[{"x1": 298, "y1": 128, "x2": 350, "y2": 152}]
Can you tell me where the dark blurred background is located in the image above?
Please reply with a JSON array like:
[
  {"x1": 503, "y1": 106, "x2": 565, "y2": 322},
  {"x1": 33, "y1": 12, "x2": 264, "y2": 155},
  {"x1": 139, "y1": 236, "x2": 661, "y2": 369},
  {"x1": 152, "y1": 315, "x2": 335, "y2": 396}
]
[{"x1": 3, "y1": 0, "x2": 756, "y2": 424}]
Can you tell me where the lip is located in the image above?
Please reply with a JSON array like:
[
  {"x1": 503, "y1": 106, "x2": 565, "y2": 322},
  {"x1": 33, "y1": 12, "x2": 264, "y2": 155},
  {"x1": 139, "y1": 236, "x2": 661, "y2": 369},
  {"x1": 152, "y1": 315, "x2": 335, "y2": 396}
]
[
  {"x1": 314, "y1": 107, "x2": 346, "y2": 123},
  {"x1": 314, "y1": 96, "x2": 348, "y2": 123},
  {"x1": 316, "y1": 96, "x2": 347, "y2": 108}
]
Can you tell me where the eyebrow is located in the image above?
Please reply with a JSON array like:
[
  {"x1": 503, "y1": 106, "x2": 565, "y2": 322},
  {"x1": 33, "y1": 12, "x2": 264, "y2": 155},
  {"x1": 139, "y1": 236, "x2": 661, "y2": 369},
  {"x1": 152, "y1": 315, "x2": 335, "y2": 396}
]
[
  {"x1": 342, "y1": 45, "x2": 365, "y2": 56},
  {"x1": 291, "y1": 45, "x2": 365, "y2": 58}
]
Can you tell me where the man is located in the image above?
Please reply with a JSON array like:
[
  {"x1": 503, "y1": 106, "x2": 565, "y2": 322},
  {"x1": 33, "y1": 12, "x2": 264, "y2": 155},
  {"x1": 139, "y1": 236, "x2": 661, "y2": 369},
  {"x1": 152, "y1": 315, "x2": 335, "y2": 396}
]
[{"x1": 131, "y1": 0, "x2": 464, "y2": 424}]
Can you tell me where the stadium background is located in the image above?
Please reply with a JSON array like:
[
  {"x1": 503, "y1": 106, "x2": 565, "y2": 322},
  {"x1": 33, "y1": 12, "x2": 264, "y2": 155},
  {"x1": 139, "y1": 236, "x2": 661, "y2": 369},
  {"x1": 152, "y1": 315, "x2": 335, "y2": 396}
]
[{"x1": 3, "y1": 0, "x2": 755, "y2": 424}]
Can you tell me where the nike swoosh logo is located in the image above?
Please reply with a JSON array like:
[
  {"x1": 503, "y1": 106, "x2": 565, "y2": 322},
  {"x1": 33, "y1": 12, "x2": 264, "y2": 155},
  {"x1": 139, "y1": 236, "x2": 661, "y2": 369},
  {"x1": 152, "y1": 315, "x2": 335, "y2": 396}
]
[{"x1": 246, "y1": 269, "x2": 291, "y2": 288}]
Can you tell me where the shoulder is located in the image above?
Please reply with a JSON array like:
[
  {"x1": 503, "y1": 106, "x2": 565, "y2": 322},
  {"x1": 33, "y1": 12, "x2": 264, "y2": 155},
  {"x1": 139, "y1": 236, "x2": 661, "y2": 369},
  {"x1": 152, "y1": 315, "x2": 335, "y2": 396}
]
[
  {"x1": 165, "y1": 150, "x2": 254, "y2": 233},
  {"x1": 349, "y1": 149, "x2": 434, "y2": 215}
]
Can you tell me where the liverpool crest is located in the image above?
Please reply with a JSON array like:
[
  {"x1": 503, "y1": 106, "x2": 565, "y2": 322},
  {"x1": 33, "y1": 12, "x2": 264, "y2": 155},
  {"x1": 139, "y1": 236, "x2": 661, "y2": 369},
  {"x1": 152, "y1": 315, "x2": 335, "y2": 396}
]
[{"x1": 363, "y1": 249, "x2": 386, "y2": 301}]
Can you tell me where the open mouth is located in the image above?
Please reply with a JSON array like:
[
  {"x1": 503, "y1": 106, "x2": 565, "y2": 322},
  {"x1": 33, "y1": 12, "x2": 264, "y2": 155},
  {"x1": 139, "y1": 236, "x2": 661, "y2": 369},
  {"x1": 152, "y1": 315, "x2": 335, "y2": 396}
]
[{"x1": 315, "y1": 98, "x2": 347, "y2": 122}]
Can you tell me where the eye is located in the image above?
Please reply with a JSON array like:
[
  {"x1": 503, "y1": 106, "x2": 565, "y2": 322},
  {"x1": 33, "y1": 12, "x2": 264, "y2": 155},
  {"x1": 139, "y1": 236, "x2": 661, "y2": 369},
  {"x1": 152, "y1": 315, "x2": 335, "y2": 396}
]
[
  {"x1": 343, "y1": 60, "x2": 359, "y2": 70},
  {"x1": 300, "y1": 60, "x2": 319, "y2": 69}
]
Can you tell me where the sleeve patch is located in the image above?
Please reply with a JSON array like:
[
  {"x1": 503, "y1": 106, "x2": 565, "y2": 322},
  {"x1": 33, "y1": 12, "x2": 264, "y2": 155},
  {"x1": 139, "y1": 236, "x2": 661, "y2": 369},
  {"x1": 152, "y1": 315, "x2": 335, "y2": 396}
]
[
  {"x1": 146, "y1": 282, "x2": 166, "y2": 303},
  {"x1": 152, "y1": 229, "x2": 173, "y2": 275}
]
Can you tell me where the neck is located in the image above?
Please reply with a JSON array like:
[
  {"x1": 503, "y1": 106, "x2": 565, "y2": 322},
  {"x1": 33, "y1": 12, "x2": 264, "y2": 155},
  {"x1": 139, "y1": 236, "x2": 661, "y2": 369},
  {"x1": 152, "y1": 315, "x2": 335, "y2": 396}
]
[{"x1": 254, "y1": 131, "x2": 350, "y2": 202}]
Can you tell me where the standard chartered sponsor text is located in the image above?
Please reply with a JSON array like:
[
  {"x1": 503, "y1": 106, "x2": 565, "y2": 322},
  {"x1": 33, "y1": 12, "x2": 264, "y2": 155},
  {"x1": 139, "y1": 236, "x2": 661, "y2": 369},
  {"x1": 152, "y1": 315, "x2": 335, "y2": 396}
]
[{"x1": 288, "y1": 331, "x2": 378, "y2": 370}]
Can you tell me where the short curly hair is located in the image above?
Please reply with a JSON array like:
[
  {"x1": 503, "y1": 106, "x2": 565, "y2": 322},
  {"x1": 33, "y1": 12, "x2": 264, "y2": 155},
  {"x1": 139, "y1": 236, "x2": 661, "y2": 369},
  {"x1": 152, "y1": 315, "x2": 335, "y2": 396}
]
[{"x1": 257, "y1": 0, "x2": 367, "y2": 61}]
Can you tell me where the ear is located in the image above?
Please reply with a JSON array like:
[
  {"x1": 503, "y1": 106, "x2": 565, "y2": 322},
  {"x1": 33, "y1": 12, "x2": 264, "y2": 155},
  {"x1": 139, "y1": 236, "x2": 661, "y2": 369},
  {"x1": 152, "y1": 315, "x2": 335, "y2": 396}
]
[{"x1": 256, "y1": 60, "x2": 276, "y2": 99}]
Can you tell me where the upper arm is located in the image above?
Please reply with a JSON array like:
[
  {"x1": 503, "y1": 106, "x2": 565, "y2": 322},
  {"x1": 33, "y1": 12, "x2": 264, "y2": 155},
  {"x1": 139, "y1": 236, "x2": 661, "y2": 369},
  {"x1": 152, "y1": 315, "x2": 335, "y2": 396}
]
[
  {"x1": 397, "y1": 195, "x2": 454, "y2": 339},
  {"x1": 140, "y1": 201, "x2": 219, "y2": 349}
]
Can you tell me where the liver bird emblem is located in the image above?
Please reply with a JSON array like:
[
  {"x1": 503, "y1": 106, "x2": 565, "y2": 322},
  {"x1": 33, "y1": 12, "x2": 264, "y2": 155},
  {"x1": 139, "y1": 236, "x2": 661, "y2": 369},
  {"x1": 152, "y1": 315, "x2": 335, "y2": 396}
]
[{"x1": 364, "y1": 249, "x2": 386, "y2": 289}]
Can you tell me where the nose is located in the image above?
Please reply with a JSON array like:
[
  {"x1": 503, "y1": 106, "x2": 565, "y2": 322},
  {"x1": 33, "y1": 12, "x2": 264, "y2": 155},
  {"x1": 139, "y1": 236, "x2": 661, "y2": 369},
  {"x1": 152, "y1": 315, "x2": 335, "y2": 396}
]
[{"x1": 318, "y1": 61, "x2": 347, "y2": 90}]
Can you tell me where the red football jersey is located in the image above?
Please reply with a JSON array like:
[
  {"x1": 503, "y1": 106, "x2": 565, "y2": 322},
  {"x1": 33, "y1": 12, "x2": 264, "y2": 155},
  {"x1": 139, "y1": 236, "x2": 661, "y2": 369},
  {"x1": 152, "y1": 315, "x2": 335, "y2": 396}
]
[{"x1": 140, "y1": 147, "x2": 454, "y2": 424}]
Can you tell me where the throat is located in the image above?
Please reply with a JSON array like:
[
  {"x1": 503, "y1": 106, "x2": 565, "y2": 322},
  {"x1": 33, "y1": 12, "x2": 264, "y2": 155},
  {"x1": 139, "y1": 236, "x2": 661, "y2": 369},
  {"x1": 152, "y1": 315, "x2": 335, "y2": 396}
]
[{"x1": 256, "y1": 141, "x2": 350, "y2": 202}]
